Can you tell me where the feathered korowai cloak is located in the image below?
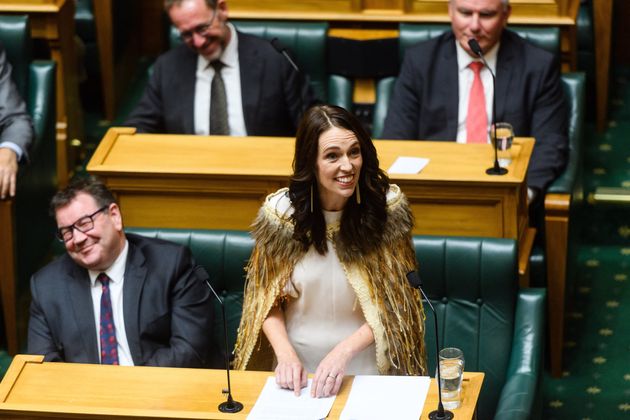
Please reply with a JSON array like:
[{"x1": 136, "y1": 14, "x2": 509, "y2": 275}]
[{"x1": 233, "y1": 185, "x2": 427, "y2": 375}]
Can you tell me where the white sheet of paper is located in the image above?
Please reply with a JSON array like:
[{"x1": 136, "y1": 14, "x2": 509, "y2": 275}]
[
  {"x1": 387, "y1": 156, "x2": 430, "y2": 174},
  {"x1": 340, "y1": 375, "x2": 431, "y2": 420},
  {"x1": 247, "y1": 377, "x2": 336, "y2": 420}
]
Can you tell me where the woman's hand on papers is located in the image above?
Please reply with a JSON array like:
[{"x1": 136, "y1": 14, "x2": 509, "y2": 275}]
[{"x1": 275, "y1": 354, "x2": 308, "y2": 396}]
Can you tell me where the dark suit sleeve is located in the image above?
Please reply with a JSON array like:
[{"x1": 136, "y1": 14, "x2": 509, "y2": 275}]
[
  {"x1": 27, "y1": 275, "x2": 64, "y2": 361},
  {"x1": 144, "y1": 247, "x2": 213, "y2": 367},
  {"x1": 0, "y1": 46, "x2": 34, "y2": 161},
  {"x1": 525, "y1": 56, "x2": 569, "y2": 192},
  {"x1": 381, "y1": 51, "x2": 423, "y2": 140},
  {"x1": 123, "y1": 60, "x2": 167, "y2": 133}
]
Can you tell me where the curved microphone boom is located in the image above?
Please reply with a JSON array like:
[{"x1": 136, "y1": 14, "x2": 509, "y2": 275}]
[
  {"x1": 205, "y1": 279, "x2": 243, "y2": 413},
  {"x1": 406, "y1": 271, "x2": 454, "y2": 420},
  {"x1": 467, "y1": 38, "x2": 507, "y2": 176}
]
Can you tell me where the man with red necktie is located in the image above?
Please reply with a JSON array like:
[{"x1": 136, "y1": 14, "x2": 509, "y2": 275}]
[
  {"x1": 382, "y1": 0, "x2": 568, "y2": 205},
  {"x1": 27, "y1": 177, "x2": 213, "y2": 367}
]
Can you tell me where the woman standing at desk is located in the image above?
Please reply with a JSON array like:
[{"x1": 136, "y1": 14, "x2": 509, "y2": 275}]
[{"x1": 234, "y1": 105, "x2": 427, "y2": 398}]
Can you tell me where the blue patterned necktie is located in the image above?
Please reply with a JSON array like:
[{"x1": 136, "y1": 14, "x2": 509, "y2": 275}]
[{"x1": 97, "y1": 272, "x2": 119, "y2": 365}]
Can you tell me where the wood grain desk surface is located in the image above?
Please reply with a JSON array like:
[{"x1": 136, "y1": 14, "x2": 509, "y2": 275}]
[
  {"x1": 0, "y1": 355, "x2": 484, "y2": 419},
  {"x1": 88, "y1": 128, "x2": 533, "y2": 186}
]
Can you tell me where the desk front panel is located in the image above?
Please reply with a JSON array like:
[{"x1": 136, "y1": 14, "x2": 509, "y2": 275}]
[{"x1": 88, "y1": 130, "x2": 531, "y2": 240}]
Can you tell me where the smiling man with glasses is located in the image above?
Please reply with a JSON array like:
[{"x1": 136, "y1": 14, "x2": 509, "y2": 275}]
[
  {"x1": 124, "y1": 0, "x2": 315, "y2": 137},
  {"x1": 27, "y1": 177, "x2": 213, "y2": 368}
]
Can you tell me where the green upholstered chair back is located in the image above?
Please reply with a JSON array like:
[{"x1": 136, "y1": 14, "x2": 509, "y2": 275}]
[
  {"x1": 413, "y1": 236, "x2": 518, "y2": 420},
  {"x1": 372, "y1": 24, "x2": 561, "y2": 138},
  {"x1": 169, "y1": 21, "x2": 352, "y2": 108},
  {"x1": 0, "y1": 15, "x2": 31, "y2": 100},
  {"x1": 397, "y1": 23, "x2": 560, "y2": 61},
  {"x1": 125, "y1": 228, "x2": 254, "y2": 368}
]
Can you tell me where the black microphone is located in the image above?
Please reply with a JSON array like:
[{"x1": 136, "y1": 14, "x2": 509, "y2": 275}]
[
  {"x1": 406, "y1": 271, "x2": 454, "y2": 420},
  {"x1": 204, "y1": 278, "x2": 243, "y2": 413},
  {"x1": 467, "y1": 38, "x2": 507, "y2": 176},
  {"x1": 270, "y1": 37, "x2": 307, "y2": 123}
]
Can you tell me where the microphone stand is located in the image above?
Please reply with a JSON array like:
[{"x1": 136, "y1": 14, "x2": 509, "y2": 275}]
[
  {"x1": 406, "y1": 272, "x2": 453, "y2": 420},
  {"x1": 467, "y1": 38, "x2": 507, "y2": 176},
  {"x1": 205, "y1": 279, "x2": 243, "y2": 413}
]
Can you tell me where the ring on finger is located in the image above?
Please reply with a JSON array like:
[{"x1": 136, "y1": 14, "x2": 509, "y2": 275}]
[{"x1": 327, "y1": 374, "x2": 336, "y2": 379}]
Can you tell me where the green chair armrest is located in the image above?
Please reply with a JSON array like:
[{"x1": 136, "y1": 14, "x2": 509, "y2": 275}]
[
  {"x1": 494, "y1": 288, "x2": 546, "y2": 420},
  {"x1": 548, "y1": 72, "x2": 585, "y2": 194},
  {"x1": 327, "y1": 74, "x2": 353, "y2": 110},
  {"x1": 372, "y1": 76, "x2": 396, "y2": 139}
]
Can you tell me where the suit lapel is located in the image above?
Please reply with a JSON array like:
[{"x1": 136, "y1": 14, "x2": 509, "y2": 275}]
[
  {"x1": 495, "y1": 32, "x2": 516, "y2": 123},
  {"x1": 237, "y1": 33, "x2": 263, "y2": 134},
  {"x1": 122, "y1": 237, "x2": 147, "y2": 365},
  {"x1": 66, "y1": 264, "x2": 99, "y2": 363},
  {"x1": 181, "y1": 49, "x2": 197, "y2": 134},
  {"x1": 441, "y1": 37, "x2": 460, "y2": 139}
]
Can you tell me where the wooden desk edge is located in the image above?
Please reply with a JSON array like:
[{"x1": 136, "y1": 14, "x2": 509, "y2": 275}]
[{"x1": 0, "y1": 355, "x2": 44, "y2": 402}]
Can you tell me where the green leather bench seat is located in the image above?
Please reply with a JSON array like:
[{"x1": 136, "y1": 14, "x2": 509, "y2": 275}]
[
  {"x1": 126, "y1": 228, "x2": 544, "y2": 419},
  {"x1": 169, "y1": 21, "x2": 352, "y2": 109}
]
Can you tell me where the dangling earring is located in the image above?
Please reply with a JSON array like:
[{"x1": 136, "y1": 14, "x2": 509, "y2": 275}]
[
  {"x1": 310, "y1": 184, "x2": 314, "y2": 213},
  {"x1": 356, "y1": 183, "x2": 361, "y2": 204}
]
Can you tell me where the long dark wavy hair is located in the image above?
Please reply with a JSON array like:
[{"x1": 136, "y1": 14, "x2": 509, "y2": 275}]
[{"x1": 289, "y1": 105, "x2": 390, "y2": 255}]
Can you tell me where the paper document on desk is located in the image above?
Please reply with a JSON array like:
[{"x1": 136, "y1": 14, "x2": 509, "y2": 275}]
[
  {"x1": 247, "y1": 377, "x2": 336, "y2": 420},
  {"x1": 340, "y1": 375, "x2": 430, "y2": 420},
  {"x1": 388, "y1": 156, "x2": 430, "y2": 174}
]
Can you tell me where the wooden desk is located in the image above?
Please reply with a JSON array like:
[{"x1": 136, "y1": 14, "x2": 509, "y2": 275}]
[
  {"x1": 87, "y1": 128, "x2": 534, "y2": 283},
  {"x1": 0, "y1": 200, "x2": 17, "y2": 356},
  {"x1": 0, "y1": 355, "x2": 484, "y2": 419},
  {"x1": 0, "y1": 0, "x2": 82, "y2": 187}
]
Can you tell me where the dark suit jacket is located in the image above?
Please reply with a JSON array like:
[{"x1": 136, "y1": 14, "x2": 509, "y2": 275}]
[
  {"x1": 27, "y1": 233, "x2": 213, "y2": 367},
  {"x1": 0, "y1": 44, "x2": 33, "y2": 161},
  {"x1": 382, "y1": 30, "x2": 568, "y2": 192},
  {"x1": 124, "y1": 31, "x2": 314, "y2": 136}
]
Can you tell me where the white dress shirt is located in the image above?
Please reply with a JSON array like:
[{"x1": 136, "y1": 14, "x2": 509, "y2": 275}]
[
  {"x1": 455, "y1": 41, "x2": 499, "y2": 144},
  {"x1": 0, "y1": 142, "x2": 23, "y2": 160},
  {"x1": 194, "y1": 23, "x2": 247, "y2": 136},
  {"x1": 88, "y1": 240, "x2": 133, "y2": 366}
]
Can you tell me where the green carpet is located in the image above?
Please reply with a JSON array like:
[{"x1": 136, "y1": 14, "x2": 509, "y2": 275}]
[{"x1": 542, "y1": 66, "x2": 630, "y2": 419}]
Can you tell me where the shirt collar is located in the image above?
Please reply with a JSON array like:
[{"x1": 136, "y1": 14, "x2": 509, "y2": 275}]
[
  {"x1": 197, "y1": 22, "x2": 238, "y2": 71},
  {"x1": 89, "y1": 240, "x2": 129, "y2": 286},
  {"x1": 455, "y1": 39, "x2": 500, "y2": 73}
]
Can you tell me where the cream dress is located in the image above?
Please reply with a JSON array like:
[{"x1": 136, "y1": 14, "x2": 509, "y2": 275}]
[{"x1": 283, "y1": 209, "x2": 378, "y2": 375}]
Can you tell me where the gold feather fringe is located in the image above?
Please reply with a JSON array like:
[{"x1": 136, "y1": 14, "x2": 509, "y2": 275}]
[{"x1": 233, "y1": 187, "x2": 427, "y2": 375}]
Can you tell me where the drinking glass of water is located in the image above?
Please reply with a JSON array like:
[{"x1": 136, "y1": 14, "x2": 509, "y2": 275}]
[
  {"x1": 438, "y1": 347, "x2": 465, "y2": 410},
  {"x1": 490, "y1": 122, "x2": 514, "y2": 168}
]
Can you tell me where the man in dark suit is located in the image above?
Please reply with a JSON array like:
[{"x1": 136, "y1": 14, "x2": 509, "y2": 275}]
[
  {"x1": 124, "y1": 0, "x2": 314, "y2": 136},
  {"x1": 0, "y1": 44, "x2": 33, "y2": 199},
  {"x1": 382, "y1": 0, "x2": 567, "y2": 201},
  {"x1": 28, "y1": 177, "x2": 213, "y2": 367}
]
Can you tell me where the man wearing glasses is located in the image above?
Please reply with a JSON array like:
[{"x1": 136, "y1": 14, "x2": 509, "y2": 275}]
[
  {"x1": 124, "y1": 0, "x2": 314, "y2": 136},
  {"x1": 27, "y1": 177, "x2": 213, "y2": 367}
]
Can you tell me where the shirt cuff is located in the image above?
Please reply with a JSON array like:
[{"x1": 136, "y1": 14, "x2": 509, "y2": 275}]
[{"x1": 0, "y1": 142, "x2": 23, "y2": 161}]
